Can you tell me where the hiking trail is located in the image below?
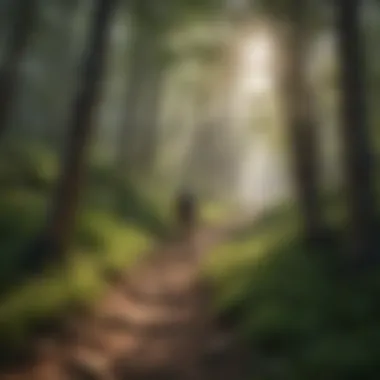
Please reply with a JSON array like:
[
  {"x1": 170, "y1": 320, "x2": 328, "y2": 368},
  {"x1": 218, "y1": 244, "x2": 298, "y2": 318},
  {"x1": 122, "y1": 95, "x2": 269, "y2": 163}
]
[{"x1": 1, "y1": 218, "x2": 252, "y2": 380}]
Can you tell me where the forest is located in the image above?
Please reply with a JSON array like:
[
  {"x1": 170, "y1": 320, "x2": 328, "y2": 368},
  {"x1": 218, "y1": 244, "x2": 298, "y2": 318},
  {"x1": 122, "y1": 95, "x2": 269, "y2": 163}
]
[{"x1": 0, "y1": 0, "x2": 380, "y2": 379}]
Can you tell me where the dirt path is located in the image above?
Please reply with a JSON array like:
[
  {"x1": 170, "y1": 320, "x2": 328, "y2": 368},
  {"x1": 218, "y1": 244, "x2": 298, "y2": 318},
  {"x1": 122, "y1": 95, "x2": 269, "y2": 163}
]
[{"x1": 0, "y1": 222, "x2": 251, "y2": 380}]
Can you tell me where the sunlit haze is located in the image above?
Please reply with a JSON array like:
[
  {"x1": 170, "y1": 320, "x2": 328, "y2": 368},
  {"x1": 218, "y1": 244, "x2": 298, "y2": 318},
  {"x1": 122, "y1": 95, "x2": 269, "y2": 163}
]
[{"x1": 239, "y1": 30, "x2": 276, "y2": 93}]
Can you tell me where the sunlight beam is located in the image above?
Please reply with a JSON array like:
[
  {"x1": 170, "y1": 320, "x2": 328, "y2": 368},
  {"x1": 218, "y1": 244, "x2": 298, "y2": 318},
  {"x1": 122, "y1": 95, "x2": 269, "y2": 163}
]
[{"x1": 238, "y1": 28, "x2": 277, "y2": 93}]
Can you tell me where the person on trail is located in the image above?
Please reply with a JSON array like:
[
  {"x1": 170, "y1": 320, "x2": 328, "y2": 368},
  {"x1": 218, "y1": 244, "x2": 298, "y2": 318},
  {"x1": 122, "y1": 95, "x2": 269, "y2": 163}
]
[{"x1": 176, "y1": 190, "x2": 197, "y2": 235}]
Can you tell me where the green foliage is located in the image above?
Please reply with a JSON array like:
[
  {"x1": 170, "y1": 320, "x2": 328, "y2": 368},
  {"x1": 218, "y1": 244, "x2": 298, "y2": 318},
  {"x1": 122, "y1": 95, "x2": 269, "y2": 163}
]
[
  {"x1": 0, "y1": 188, "x2": 152, "y2": 351},
  {"x1": 0, "y1": 142, "x2": 58, "y2": 191},
  {"x1": 0, "y1": 145, "x2": 166, "y2": 353},
  {"x1": 0, "y1": 142, "x2": 170, "y2": 237},
  {"x1": 206, "y1": 210, "x2": 380, "y2": 379},
  {"x1": 0, "y1": 191, "x2": 46, "y2": 286},
  {"x1": 129, "y1": 0, "x2": 221, "y2": 33},
  {"x1": 113, "y1": 175, "x2": 170, "y2": 236},
  {"x1": 0, "y1": 142, "x2": 232, "y2": 355},
  {"x1": 251, "y1": 0, "x2": 328, "y2": 33}
]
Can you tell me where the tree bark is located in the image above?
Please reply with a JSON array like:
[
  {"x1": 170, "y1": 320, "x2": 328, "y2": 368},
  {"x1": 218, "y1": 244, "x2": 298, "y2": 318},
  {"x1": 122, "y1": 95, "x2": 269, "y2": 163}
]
[
  {"x1": 281, "y1": 1, "x2": 325, "y2": 245},
  {"x1": 44, "y1": 0, "x2": 116, "y2": 259},
  {"x1": 335, "y1": 0, "x2": 377, "y2": 260},
  {"x1": 134, "y1": 46, "x2": 166, "y2": 174},
  {"x1": 0, "y1": 0, "x2": 37, "y2": 137},
  {"x1": 117, "y1": 25, "x2": 151, "y2": 175}
]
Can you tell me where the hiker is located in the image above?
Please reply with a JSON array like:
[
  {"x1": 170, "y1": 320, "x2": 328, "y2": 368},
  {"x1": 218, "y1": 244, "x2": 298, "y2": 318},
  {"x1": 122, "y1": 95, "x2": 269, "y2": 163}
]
[{"x1": 176, "y1": 191, "x2": 197, "y2": 234}]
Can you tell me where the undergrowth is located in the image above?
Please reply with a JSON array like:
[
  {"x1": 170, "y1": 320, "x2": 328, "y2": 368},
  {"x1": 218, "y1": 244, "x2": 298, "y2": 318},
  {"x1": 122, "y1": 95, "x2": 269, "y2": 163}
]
[
  {"x1": 0, "y1": 142, "x2": 229, "y2": 357},
  {"x1": 206, "y1": 209, "x2": 380, "y2": 379}
]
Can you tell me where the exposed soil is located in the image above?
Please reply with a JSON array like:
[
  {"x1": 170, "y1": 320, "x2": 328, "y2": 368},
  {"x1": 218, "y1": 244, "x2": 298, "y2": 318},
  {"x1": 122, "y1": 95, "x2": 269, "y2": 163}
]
[{"x1": 0, "y1": 221, "x2": 252, "y2": 380}]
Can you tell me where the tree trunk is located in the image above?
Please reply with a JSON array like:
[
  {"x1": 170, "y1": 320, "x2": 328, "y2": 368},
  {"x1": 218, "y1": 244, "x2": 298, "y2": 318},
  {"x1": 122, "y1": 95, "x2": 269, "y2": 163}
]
[
  {"x1": 0, "y1": 0, "x2": 37, "y2": 137},
  {"x1": 44, "y1": 0, "x2": 116, "y2": 260},
  {"x1": 134, "y1": 47, "x2": 166, "y2": 174},
  {"x1": 117, "y1": 25, "x2": 152, "y2": 175},
  {"x1": 282, "y1": 2, "x2": 325, "y2": 245},
  {"x1": 335, "y1": 0, "x2": 377, "y2": 260}
]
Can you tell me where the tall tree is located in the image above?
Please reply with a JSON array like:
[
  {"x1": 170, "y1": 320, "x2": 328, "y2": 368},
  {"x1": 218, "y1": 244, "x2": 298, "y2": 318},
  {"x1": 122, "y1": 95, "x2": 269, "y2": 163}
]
[
  {"x1": 0, "y1": 0, "x2": 37, "y2": 137},
  {"x1": 117, "y1": 22, "x2": 153, "y2": 174},
  {"x1": 335, "y1": 0, "x2": 377, "y2": 260},
  {"x1": 282, "y1": 0, "x2": 326, "y2": 244},
  {"x1": 41, "y1": 0, "x2": 116, "y2": 260},
  {"x1": 135, "y1": 48, "x2": 167, "y2": 174},
  {"x1": 251, "y1": 0, "x2": 326, "y2": 244}
]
